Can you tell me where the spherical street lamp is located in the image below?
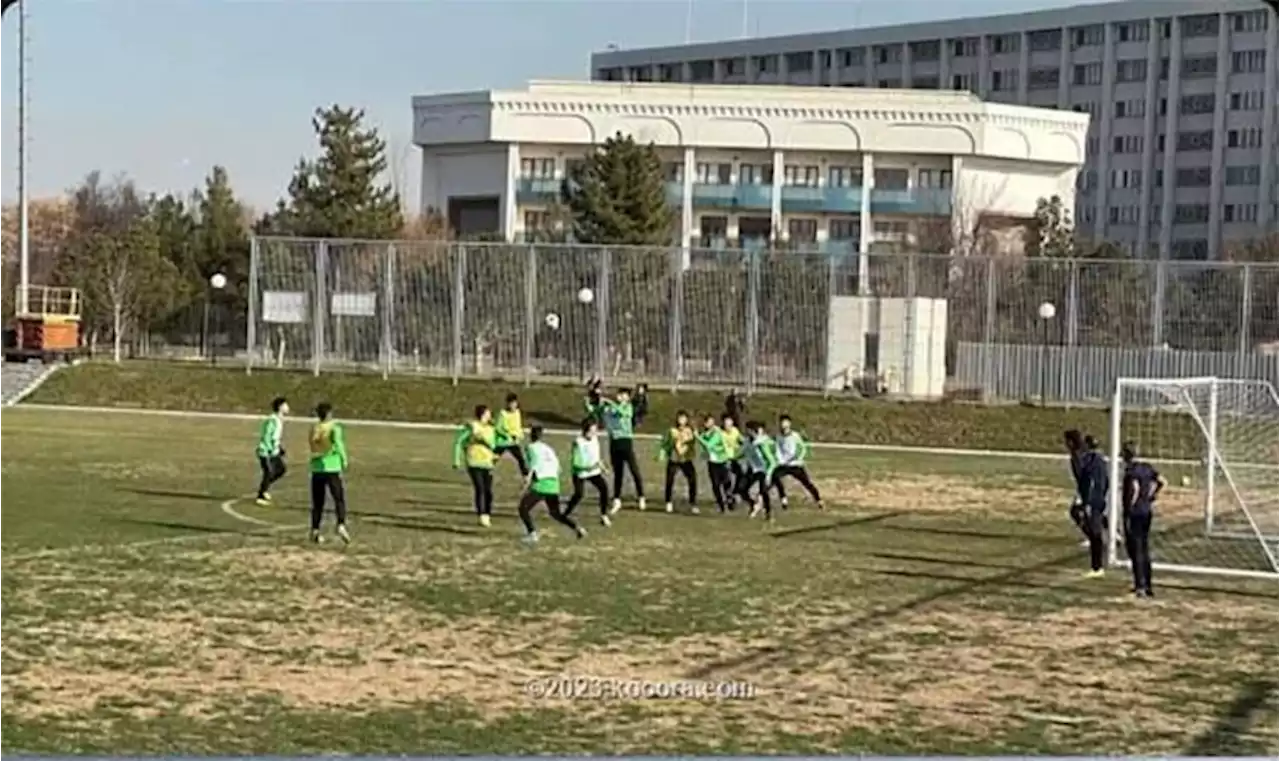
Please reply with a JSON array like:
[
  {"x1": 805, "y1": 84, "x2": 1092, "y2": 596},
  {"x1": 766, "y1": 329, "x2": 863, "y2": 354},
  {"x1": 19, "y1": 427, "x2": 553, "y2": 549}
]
[
  {"x1": 1037, "y1": 301, "x2": 1056, "y2": 406},
  {"x1": 577, "y1": 287, "x2": 595, "y2": 305},
  {"x1": 1037, "y1": 301, "x2": 1056, "y2": 320},
  {"x1": 210, "y1": 272, "x2": 228, "y2": 290}
]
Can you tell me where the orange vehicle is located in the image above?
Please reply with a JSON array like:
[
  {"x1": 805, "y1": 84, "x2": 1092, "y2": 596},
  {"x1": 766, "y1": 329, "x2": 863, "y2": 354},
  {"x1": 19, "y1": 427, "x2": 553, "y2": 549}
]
[{"x1": 4, "y1": 285, "x2": 84, "y2": 363}]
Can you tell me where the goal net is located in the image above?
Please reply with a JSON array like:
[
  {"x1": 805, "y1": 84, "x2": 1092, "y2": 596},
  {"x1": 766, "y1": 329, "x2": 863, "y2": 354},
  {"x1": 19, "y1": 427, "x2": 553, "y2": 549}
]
[{"x1": 1107, "y1": 377, "x2": 1279, "y2": 580}]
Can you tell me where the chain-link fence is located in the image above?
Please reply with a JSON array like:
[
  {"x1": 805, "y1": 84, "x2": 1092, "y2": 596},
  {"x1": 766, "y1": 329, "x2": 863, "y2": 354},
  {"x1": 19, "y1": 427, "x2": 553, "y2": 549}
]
[{"x1": 244, "y1": 236, "x2": 1279, "y2": 404}]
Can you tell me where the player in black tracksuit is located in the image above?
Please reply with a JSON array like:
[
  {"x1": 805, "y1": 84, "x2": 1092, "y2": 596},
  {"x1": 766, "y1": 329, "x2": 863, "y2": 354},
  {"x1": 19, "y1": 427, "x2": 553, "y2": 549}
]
[
  {"x1": 1063, "y1": 429, "x2": 1091, "y2": 543},
  {"x1": 1079, "y1": 437, "x2": 1110, "y2": 576}
]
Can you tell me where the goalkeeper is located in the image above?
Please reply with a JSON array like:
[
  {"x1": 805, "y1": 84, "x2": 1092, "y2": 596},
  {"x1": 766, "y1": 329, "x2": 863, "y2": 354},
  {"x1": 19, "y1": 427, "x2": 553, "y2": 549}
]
[
  {"x1": 1120, "y1": 443, "x2": 1164, "y2": 598},
  {"x1": 1063, "y1": 429, "x2": 1090, "y2": 544},
  {"x1": 1079, "y1": 435, "x2": 1110, "y2": 578}
]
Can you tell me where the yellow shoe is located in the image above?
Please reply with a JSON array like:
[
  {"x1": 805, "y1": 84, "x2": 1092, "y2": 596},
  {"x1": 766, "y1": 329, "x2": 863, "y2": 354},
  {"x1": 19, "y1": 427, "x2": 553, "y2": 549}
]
[
  {"x1": 479, "y1": 515, "x2": 492, "y2": 528},
  {"x1": 1084, "y1": 569, "x2": 1105, "y2": 579},
  {"x1": 255, "y1": 497, "x2": 271, "y2": 507}
]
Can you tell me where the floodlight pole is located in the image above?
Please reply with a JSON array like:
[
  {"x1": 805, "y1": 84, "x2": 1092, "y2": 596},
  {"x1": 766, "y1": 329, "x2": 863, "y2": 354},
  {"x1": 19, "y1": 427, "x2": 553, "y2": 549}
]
[{"x1": 16, "y1": 0, "x2": 30, "y2": 316}]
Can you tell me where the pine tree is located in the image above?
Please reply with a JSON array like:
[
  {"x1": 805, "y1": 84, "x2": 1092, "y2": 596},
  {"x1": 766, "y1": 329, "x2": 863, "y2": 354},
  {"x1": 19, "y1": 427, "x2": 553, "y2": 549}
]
[{"x1": 561, "y1": 133, "x2": 675, "y2": 245}]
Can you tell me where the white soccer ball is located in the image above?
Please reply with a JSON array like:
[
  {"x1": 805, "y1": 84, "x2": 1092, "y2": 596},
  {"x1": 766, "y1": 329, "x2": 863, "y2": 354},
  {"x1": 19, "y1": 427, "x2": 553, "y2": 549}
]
[
  {"x1": 1181, "y1": 474, "x2": 1191, "y2": 487},
  {"x1": 544, "y1": 312, "x2": 561, "y2": 330}
]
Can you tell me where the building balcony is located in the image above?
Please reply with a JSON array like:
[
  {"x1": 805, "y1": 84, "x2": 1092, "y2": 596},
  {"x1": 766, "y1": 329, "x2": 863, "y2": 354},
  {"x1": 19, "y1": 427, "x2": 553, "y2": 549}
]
[
  {"x1": 691, "y1": 183, "x2": 773, "y2": 210},
  {"x1": 869, "y1": 187, "x2": 952, "y2": 215},
  {"x1": 780, "y1": 186, "x2": 863, "y2": 213},
  {"x1": 664, "y1": 181, "x2": 684, "y2": 204},
  {"x1": 516, "y1": 177, "x2": 561, "y2": 204}
]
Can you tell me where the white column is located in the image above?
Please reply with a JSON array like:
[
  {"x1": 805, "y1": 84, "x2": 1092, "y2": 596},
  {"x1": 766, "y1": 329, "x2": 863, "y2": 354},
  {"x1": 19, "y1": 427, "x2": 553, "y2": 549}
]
[
  {"x1": 813, "y1": 50, "x2": 824, "y2": 85},
  {"x1": 1158, "y1": 23, "x2": 1183, "y2": 259},
  {"x1": 1017, "y1": 32, "x2": 1030, "y2": 103},
  {"x1": 682, "y1": 147, "x2": 696, "y2": 254},
  {"x1": 858, "y1": 153, "x2": 875, "y2": 293},
  {"x1": 1257, "y1": 13, "x2": 1280, "y2": 228},
  {"x1": 901, "y1": 42, "x2": 912, "y2": 86},
  {"x1": 501, "y1": 143, "x2": 520, "y2": 241},
  {"x1": 939, "y1": 38, "x2": 951, "y2": 88},
  {"x1": 977, "y1": 36, "x2": 991, "y2": 98},
  {"x1": 771, "y1": 150, "x2": 785, "y2": 240},
  {"x1": 865, "y1": 45, "x2": 876, "y2": 86},
  {"x1": 1136, "y1": 18, "x2": 1161, "y2": 257},
  {"x1": 1206, "y1": 12, "x2": 1231, "y2": 259},
  {"x1": 949, "y1": 155, "x2": 964, "y2": 255}
]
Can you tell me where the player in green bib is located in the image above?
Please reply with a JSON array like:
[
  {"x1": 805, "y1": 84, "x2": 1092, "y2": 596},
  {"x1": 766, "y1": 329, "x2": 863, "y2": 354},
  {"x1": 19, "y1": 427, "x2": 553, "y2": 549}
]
[
  {"x1": 254, "y1": 396, "x2": 289, "y2": 506},
  {"x1": 307, "y1": 402, "x2": 351, "y2": 545},
  {"x1": 696, "y1": 414, "x2": 733, "y2": 513},
  {"x1": 517, "y1": 425, "x2": 587, "y2": 545}
]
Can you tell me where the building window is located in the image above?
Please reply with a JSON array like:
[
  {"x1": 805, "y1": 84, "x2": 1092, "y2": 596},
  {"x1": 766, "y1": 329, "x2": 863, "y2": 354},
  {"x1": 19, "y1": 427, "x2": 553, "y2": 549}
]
[
  {"x1": 1174, "y1": 167, "x2": 1212, "y2": 187},
  {"x1": 839, "y1": 48, "x2": 865, "y2": 67},
  {"x1": 738, "y1": 163, "x2": 773, "y2": 185},
  {"x1": 1229, "y1": 90, "x2": 1264, "y2": 110},
  {"x1": 689, "y1": 60, "x2": 714, "y2": 82},
  {"x1": 1158, "y1": 57, "x2": 1170, "y2": 80},
  {"x1": 1227, "y1": 128, "x2": 1264, "y2": 148},
  {"x1": 596, "y1": 68, "x2": 622, "y2": 82},
  {"x1": 1173, "y1": 204, "x2": 1211, "y2": 224},
  {"x1": 1223, "y1": 203, "x2": 1259, "y2": 223},
  {"x1": 1158, "y1": 20, "x2": 1172, "y2": 39},
  {"x1": 991, "y1": 69, "x2": 1018, "y2": 91},
  {"x1": 785, "y1": 51, "x2": 814, "y2": 72},
  {"x1": 1179, "y1": 93, "x2": 1217, "y2": 115},
  {"x1": 1225, "y1": 165, "x2": 1261, "y2": 185},
  {"x1": 1115, "y1": 59, "x2": 1148, "y2": 82},
  {"x1": 699, "y1": 215, "x2": 728, "y2": 245},
  {"x1": 874, "y1": 45, "x2": 902, "y2": 65},
  {"x1": 952, "y1": 37, "x2": 979, "y2": 57},
  {"x1": 1028, "y1": 67, "x2": 1060, "y2": 89},
  {"x1": 787, "y1": 218, "x2": 818, "y2": 243},
  {"x1": 1150, "y1": 203, "x2": 1162, "y2": 223},
  {"x1": 1114, "y1": 99, "x2": 1146, "y2": 118},
  {"x1": 1072, "y1": 100, "x2": 1099, "y2": 116},
  {"x1": 828, "y1": 165, "x2": 864, "y2": 188},
  {"x1": 874, "y1": 168, "x2": 909, "y2": 190},
  {"x1": 1115, "y1": 21, "x2": 1149, "y2": 42},
  {"x1": 754, "y1": 55, "x2": 778, "y2": 74},
  {"x1": 1113, "y1": 135, "x2": 1144, "y2": 154},
  {"x1": 1232, "y1": 11, "x2": 1268, "y2": 33},
  {"x1": 1153, "y1": 169, "x2": 1164, "y2": 187},
  {"x1": 783, "y1": 165, "x2": 820, "y2": 187},
  {"x1": 1028, "y1": 29, "x2": 1062, "y2": 51},
  {"x1": 909, "y1": 40, "x2": 941, "y2": 62},
  {"x1": 519, "y1": 158, "x2": 555, "y2": 178},
  {"x1": 1177, "y1": 131, "x2": 1214, "y2": 151},
  {"x1": 696, "y1": 163, "x2": 732, "y2": 184},
  {"x1": 1086, "y1": 137, "x2": 1099, "y2": 156},
  {"x1": 1079, "y1": 205, "x2": 1096, "y2": 223},
  {"x1": 1231, "y1": 50, "x2": 1266, "y2": 73},
  {"x1": 911, "y1": 76, "x2": 940, "y2": 89},
  {"x1": 1181, "y1": 55, "x2": 1218, "y2": 79},
  {"x1": 1110, "y1": 169, "x2": 1143, "y2": 189},
  {"x1": 664, "y1": 163, "x2": 684, "y2": 183},
  {"x1": 523, "y1": 210, "x2": 551, "y2": 232},
  {"x1": 1172, "y1": 239, "x2": 1209, "y2": 259},
  {"x1": 1072, "y1": 24, "x2": 1104, "y2": 49},
  {"x1": 829, "y1": 218, "x2": 859, "y2": 240},
  {"x1": 1156, "y1": 134, "x2": 1166, "y2": 152},
  {"x1": 1073, "y1": 63, "x2": 1102, "y2": 85},
  {"x1": 1181, "y1": 14, "x2": 1220, "y2": 38},
  {"x1": 628, "y1": 66, "x2": 652, "y2": 82},
  {"x1": 951, "y1": 73, "x2": 976, "y2": 91},
  {"x1": 989, "y1": 33, "x2": 1020, "y2": 54},
  {"x1": 1108, "y1": 206, "x2": 1140, "y2": 224},
  {"x1": 917, "y1": 168, "x2": 953, "y2": 189}
]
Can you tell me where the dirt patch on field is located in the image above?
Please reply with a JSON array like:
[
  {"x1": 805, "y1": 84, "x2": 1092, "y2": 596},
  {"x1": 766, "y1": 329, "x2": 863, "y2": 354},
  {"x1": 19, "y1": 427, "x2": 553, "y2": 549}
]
[{"x1": 816, "y1": 474, "x2": 1062, "y2": 516}]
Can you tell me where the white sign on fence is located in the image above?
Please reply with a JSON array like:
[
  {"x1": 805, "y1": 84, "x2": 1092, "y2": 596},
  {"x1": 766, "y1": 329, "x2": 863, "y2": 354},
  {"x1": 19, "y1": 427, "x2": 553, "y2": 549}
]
[
  {"x1": 262, "y1": 291, "x2": 308, "y2": 324},
  {"x1": 331, "y1": 292, "x2": 377, "y2": 318}
]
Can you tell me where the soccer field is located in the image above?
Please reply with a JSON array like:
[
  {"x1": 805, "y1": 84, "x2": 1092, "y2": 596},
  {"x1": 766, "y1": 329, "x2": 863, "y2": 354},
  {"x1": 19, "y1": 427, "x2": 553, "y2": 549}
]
[{"x1": 2, "y1": 406, "x2": 1276, "y2": 755}]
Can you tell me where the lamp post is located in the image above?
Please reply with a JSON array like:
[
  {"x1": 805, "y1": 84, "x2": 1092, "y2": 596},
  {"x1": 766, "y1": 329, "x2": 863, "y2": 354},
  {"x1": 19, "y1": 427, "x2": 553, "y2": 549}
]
[
  {"x1": 1037, "y1": 301, "x2": 1056, "y2": 407},
  {"x1": 576, "y1": 286, "x2": 595, "y2": 382},
  {"x1": 207, "y1": 272, "x2": 227, "y2": 365}
]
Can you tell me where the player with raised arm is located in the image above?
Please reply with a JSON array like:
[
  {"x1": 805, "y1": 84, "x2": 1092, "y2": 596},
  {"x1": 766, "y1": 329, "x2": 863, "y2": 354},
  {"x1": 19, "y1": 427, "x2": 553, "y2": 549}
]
[
  {"x1": 587, "y1": 388, "x2": 647, "y2": 512},
  {"x1": 453, "y1": 405, "x2": 497, "y2": 527},
  {"x1": 518, "y1": 425, "x2": 587, "y2": 545},
  {"x1": 772, "y1": 414, "x2": 826, "y2": 511},
  {"x1": 493, "y1": 393, "x2": 529, "y2": 477},
  {"x1": 567, "y1": 418, "x2": 614, "y2": 526},
  {"x1": 696, "y1": 414, "x2": 733, "y2": 513},
  {"x1": 739, "y1": 420, "x2": 779, "y2": 521},
  {"x1": 307, "y1": 402, "x2": 351, "y2": 545},
  {"x1": 254, "y1": 396, "x2": 289, "y2": 506},
  {"x1": 1079, "y1": 435, "x2": 1110, "y2": 578},
  {"x1": 1121, "y1": 443, "x2": 1165, "y2": 598},
  {"x1": 659, "y1": 410, "x2": 699, "y2": 514}
]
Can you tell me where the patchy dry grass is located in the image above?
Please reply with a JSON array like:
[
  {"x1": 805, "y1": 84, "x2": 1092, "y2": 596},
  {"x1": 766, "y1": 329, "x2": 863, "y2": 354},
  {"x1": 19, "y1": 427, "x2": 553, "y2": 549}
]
[{"x1": 2, "y1": 408, "x2": 1276, "y2": 754}]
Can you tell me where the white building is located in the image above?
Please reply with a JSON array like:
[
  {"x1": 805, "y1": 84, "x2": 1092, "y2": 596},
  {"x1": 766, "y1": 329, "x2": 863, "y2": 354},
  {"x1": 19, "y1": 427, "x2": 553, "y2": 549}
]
[
  {"x1": 412, "y1": 80, "x2": 1088, "y2": 255},
  {"x1": 590, "y1": 0, "x2": 1279, "y2": 260}
]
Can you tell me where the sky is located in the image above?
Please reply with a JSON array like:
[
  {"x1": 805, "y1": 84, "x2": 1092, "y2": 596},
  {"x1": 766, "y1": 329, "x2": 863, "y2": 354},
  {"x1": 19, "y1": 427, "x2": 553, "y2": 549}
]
[{"x1": 0, "y1": 0, "x2": 1110, "y2": 214}]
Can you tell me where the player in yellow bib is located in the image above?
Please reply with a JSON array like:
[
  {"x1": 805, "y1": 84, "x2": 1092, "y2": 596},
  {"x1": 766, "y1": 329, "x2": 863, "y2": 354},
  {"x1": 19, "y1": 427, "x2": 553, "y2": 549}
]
[
  {"x1": 308, "y1": 402, "x2": 350, "y2": 545},
  {"x1": 453, "y1": 404, "x2": 497, "y2": 527}
]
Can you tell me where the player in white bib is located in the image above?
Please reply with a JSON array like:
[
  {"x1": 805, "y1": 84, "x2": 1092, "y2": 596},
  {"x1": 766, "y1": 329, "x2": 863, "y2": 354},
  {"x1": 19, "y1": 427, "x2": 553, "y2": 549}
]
[
  {"x1": 518, "y1": 425, "x2": 587, "y2": 545},
  {"x1": 566, "y1": 419, "x2": 615, "y2": 526}
]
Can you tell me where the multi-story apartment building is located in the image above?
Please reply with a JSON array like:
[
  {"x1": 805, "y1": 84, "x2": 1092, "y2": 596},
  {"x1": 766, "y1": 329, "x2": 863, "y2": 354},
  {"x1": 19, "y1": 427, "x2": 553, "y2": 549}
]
[
  {"x1": 590, "y1": 0, "x2": 1279, "y2": 259},
  {"x1": 411, "y1": 81, "x2": 1088, "y2": 268}
]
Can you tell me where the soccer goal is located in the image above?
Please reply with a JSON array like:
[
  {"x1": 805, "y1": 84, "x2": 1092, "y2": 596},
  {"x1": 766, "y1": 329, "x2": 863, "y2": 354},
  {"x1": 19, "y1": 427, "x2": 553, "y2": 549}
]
[{"x1": 1107, "y1": 376, "x2": 1279, "y2": 580}]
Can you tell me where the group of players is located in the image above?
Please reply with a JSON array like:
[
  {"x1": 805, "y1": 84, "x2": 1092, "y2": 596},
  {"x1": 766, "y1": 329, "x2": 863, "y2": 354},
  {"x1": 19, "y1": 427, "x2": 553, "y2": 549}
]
[
  {"x1": 450, "y1": 384, "x2": 827, "y2": 544},
  {"x1": 1063, "y1": 428, "x2": 1167, "y2": 597}
]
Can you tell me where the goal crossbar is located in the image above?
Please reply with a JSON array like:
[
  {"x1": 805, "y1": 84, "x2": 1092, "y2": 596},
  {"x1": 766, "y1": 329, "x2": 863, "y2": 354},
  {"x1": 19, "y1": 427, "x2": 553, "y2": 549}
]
[{"x1": 1108, "y1": 376, "x2": 1279, "y2": 581}]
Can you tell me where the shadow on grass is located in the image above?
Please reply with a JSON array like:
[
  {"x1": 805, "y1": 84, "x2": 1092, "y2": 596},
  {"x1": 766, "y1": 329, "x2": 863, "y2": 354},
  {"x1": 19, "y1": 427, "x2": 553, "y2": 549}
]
[
  {"x1": 117, "y1": 487, "x2": 231, "y2": 502},
  {"x1": 1159, "y1": 581, "x2": 1278, "y2": 601},
  {"x1": 869, "y1": 550, "x2": 1034, "y2": 571},
  {"x1": 370, "y1": 472, "x2": 459, "y2": 486},
  {"x1": 880, "y1": 523, "x2": 1067, "y2": 546},
  {"x1": 113, "y1": 517, "x2": 234, "y2": 535},
  {"x1": 1184, "y1": 678, "x2": 1278, "y2": 755},
  {"x1": 364, "y1": 516, "x2": 483, "y2": 537},
  {"x1": 770, "y1": 511, "x2": 905, "y2": 538}
]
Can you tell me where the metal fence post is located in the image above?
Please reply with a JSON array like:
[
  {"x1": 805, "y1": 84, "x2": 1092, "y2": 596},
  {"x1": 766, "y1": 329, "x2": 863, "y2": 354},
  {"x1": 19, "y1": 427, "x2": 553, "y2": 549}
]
[
  {"x1": 823, "y1": 251, "x2": 839, "y2": 397},
  {"x1": 745, "y1": 249, "x2": 760, "y2": 395},
  {"x1": 523, "y1": 245, "x2": 537, "y2": 387},
  {"x1": 902, "y1": 252, "x2": 917, "y2": 398},
  {"x1": 981, "y1": 256, "x2": 997, "y2": 401},
  {"x1": 1237, "y1": 264, "x2": 1253, "y2": 356},
  {"x1": 1065, "y1": 258, "x2": 1080, "y2": 347},
  {"x1": 313, "y1": 240, "x2": 328, "y2": 377},
  {"x1": 669, "y1": 247, "x2": 684, "y2": 391},
  {"x1": 246, "y1": 236, "x2": 258, "y2": 375},
  {"x1": 451, "y1": 243, "x2": 466, "y2": 386},
  {"x1": 596, "y1": 247, "x2": 611, "y2": 380},
  {"x1": 1151, "y1": 257, "x2": 1168, "y2": 347},
  {"x1": 381, "y1": 242, "x2": 395, "y2": 380}
]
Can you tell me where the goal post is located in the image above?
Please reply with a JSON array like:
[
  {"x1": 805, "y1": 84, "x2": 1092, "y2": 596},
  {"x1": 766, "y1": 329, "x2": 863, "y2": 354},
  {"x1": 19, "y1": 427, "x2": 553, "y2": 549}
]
[{"x1": 1107, "y1": 376, "x2": 1279, "y2": 580}]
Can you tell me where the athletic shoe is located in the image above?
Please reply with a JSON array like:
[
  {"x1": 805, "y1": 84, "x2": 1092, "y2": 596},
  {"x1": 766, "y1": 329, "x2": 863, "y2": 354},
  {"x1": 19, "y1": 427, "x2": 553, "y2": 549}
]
[
  {"x1": 1084, "y1": 569, "x2": 1105, "y2": 579},
  {"x1": 600, "y1": 515, "x2": 613, "y2": 528},
  {"x1": 611, "y1": 498, "x2": 623, "y2": 513},
  {"x1": 479, "y1": 515, "x2": 492, "y2": 528},
  {"x1": 336, "y1": 524, "x2": 351, "y2": 545},
  {"x1": 309, "y1": 530, "x2": 324, "y2": 544},
  {"x1": 689, "y1": 506, "x2": 700, "y2": 515},
  {"x1": 664, "y1": 502, "x2": 674, "y2": 513}
]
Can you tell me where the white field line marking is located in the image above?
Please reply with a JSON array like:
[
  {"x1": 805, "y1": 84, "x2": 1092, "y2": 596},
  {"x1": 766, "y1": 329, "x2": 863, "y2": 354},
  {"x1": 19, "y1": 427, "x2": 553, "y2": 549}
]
[
  {"x1": 220, "y1": 496, "x2": 282, "y2": 527},
  {"x1": 15, "y1": 402, "x2": 1068, "y2": 462}
]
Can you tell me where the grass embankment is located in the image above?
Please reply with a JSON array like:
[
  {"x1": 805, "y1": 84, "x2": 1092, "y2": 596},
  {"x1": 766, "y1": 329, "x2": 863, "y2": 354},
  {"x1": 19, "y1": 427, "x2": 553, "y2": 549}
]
[{"x1": 28, "y1": 362, "x2": 1120, "y2": 454}]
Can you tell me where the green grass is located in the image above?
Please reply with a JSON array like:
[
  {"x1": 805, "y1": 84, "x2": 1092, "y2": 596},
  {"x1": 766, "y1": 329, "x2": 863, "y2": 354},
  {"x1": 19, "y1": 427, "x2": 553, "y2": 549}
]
[{"x1": 2, "y1": 405, "x2": 1275, "y2": 755}]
